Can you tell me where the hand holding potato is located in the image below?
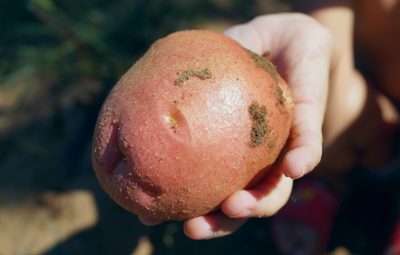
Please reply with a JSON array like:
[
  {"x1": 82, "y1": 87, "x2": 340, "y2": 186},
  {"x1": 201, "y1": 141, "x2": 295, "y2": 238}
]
[
  {"x1": 94, "y1": 27, "x2": 293, "y2": 220},
  {"x1": 92, "y1": 13, "x2": 333, "y2": 240},
  {"x1": 183, "y1": 13, "x2": 333, "y2": 239}
]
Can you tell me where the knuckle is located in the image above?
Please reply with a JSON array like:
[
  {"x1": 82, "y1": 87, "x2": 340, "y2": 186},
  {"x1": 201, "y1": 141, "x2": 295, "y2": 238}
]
[
  {"x1": 291, "y1": 14, "x2": 334, "y2": 54},
  {"x1": 224, "y1": 24, "x2": 246, "y2": 38}
]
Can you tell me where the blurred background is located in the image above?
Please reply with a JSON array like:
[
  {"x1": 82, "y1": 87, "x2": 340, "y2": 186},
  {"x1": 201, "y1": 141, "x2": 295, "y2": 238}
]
[{"x1": 0, "y1": 0, "x2": 397, "y2": 254}]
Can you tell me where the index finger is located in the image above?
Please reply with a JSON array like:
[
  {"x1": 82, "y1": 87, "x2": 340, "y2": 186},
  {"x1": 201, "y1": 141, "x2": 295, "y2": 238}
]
[{"x1": 225, "y1": 14, "x2": 333, "y2": 178}]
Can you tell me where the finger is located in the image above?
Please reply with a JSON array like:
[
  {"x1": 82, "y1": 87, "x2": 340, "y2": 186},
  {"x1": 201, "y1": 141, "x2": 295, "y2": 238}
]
[
  {"x1": 138, "y1": 215, "x2": 162, "y2": 226},
  {"x1": 280, "y1": 102, "x2": 324, "y2": 179},
  {"x1": 224, "y1": 24, "x2": 266, "y2": 54},
  {"x1": 183, "y1": 212, "x2": 247, "y2": 240},
  {"x1": 221, "y1": 167, "x2": 293, "y2": 218},
  {"x1": 249, "y1": 13, "x2": 332, "y2": 124},
  {"x1": 250, "y1": 15, "x2": 332, "y2": 178},
  {"x1": 226, "y1": 15, "x2": 332, "y2": 179}
]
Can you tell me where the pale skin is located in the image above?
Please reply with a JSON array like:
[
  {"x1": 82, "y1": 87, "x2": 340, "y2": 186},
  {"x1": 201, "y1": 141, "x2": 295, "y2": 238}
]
[
  {"x1": 272, "y1": 0, "x2": 400, "y2": 253},
  {"x1": 172, "y1": 0, "x2": 400, "y2": 243},
  {"x1": 298, "y1": 0, "x2": 399, "y2": 180},
  {"x1": 140, "y1": 13, "x2": 334, "y2": 239}
]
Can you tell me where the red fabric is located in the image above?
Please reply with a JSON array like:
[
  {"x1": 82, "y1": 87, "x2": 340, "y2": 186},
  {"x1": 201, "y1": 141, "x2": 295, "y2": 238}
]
[
  {"x1": 386, "y1": 222, "x2": 400, "y2": 255},
  {"x1": 272, "y1": 179, "x2": 341, "y2": 254}
]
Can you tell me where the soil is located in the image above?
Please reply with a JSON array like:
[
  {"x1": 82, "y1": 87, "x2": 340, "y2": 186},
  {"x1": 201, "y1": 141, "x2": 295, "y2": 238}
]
[
  {"x1": 248, "y1": 101, "x2": 268, "y2": 147},
  {"x1": 246, "y1": 49, "x2": 278, "y2": 85},
  {"x1": 175, "y1": 68, "x2": 212, "y2": 86}
]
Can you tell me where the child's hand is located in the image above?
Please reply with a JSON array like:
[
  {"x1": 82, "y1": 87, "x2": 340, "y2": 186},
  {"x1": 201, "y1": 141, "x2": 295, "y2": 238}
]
[{"x1": 181, "y1": 13, "x2": 334, "y2": 239}]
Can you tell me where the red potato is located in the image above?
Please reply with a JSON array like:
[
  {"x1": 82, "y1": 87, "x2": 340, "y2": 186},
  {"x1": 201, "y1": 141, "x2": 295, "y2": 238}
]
[{"x1": 92, "y1": 30, "x2": 294, "y2": 221}]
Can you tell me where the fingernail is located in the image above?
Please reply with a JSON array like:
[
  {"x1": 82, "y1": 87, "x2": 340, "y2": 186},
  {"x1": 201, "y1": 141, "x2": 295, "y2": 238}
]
[
  {"x1": 200, "y1": 226, "x2": 232, "y2": 240},
  {"x1": 201, "y1": 226, "x2": 215, "y2": 240},
  {"x1": 210, "y1": 230, "x2": 231, "y2": 239},
  {"x1": 233, "y1": 209, "x2": 252, "y2": 218},
  {"x1": 284, "y1": 167, "x2": 305, "y2": 179},
  {"x1": 296, "y1": 167, "x2": 306, "y2": 179}
]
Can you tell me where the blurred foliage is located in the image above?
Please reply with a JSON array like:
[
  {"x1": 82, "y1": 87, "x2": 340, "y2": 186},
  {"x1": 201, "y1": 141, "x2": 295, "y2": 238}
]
[
  {"x1": 0, "y1": 0, "x2": 292, "y2": 177},
  {"x1": 0, "y1": 0, "x2": 267, "y2": 90},
  {"x1": 0, "y1": 0, "x2": 289, "y2": 135},
  {"x1": 0, "y1": 0, "x2": 290, "y2": 140},
  {"x1": 0, "y1": 0, "x2": 290, "y2": 190}
]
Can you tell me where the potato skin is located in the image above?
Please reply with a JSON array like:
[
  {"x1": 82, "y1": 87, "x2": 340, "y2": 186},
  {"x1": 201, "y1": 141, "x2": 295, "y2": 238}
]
[{"x1": 92, "y1": 30, "x2": 294, "y2": 221}]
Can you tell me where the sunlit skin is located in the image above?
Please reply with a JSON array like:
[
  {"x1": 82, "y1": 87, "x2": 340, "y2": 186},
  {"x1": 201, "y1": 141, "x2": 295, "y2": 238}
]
[
  {"x1": 183, "y1": 0, "x2": 400, "y2": 241},
  {"x1": 134, "y1": 0, "x2": 400, "y2": 242},
  {"x1": 302, "y1": 0, "x2": 400, "y2": 178},
  {"x1": 272, "y1": 0, "x2": 400, "y2": 253}
]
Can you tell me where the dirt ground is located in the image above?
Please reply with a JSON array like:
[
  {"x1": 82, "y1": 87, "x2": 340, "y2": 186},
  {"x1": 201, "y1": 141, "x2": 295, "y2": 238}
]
[{"x1": 1, "y1": 0, "x2": 400, "y2": 254}]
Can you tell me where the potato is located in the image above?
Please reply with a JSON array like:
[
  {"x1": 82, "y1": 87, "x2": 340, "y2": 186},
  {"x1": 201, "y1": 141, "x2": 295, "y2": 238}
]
[{"x1": 92, "y1": 30, "x2": 294, "y2": 221}]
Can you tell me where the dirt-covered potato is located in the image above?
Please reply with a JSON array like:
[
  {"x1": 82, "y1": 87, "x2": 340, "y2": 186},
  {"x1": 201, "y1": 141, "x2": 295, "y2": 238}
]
[{"x1": 92, "y1": 30, "x2": 294, "y2": 221}]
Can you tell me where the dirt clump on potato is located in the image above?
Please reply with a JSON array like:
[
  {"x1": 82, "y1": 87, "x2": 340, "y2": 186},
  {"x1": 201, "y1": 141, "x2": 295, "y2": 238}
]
[
  {"x1": 175, "y1": 68, "x2": 212, "y2": 86},
  {"x1": 92, "y1": 30, "x2": 294, "y2": 221},
  {"x1": 248, "y1": 101, "x2": 268, "y2": 148}
]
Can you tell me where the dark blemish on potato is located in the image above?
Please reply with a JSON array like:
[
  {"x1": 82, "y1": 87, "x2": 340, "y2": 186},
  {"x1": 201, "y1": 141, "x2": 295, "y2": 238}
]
[
  {"x1": 175, "y1": 68, "x2": 212, "y2": 86},
  {"x1": 248, "y1": 101, "x2": 268, "y2": 148},
  {"x1": 246, "y1": 49, "x2": 278, "y2": 85}
]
